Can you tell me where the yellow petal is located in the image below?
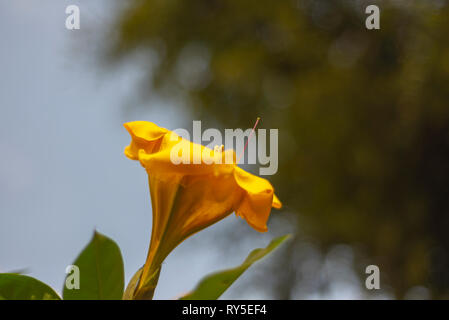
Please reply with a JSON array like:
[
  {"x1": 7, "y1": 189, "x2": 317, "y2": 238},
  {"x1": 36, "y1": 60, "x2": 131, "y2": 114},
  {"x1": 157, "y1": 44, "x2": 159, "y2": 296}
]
[
  {"x1": 273, "y1": 194, "x2": 282, "y2": 209},
  {"x1": 123, "y1": 121, "x2": 168, "y2": 160},
  {"x1": 233, "y1": 166, "x2": 277, "y2": 232},
  {"x1": 137, "y1": 137, "x2": 236, "y2": 180}
]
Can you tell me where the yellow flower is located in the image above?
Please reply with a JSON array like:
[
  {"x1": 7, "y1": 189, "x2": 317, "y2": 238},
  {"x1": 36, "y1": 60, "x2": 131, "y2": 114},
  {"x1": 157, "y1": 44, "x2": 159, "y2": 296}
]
[{"x1": 124, "y1": 121, "x2": 282, "y2": 299}]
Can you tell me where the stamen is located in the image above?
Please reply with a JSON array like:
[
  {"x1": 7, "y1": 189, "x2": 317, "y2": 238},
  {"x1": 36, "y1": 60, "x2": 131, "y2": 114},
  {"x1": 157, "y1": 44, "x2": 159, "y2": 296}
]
[{"x1": 237, "y1": 117, "x2": 260, "y2": 164}]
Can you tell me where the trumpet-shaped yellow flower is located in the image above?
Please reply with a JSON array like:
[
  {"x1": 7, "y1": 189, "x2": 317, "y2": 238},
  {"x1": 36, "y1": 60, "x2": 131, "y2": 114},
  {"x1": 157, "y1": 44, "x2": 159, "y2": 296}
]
[{"x1": 124, "y1": 121, "x2": 281, "y2": 299}]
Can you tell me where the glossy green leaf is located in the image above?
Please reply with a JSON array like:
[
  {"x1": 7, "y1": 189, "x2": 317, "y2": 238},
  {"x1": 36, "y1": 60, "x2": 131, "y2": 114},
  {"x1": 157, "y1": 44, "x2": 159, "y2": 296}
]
[
  {"x1": 181, "y1": 234, "x2": 291, "y2": 300},
  {"x1": 0, "y1": 274, "x2": 60, "y2": 300},
  {"x1": 63, "y1": 231, "x2": 124, "y2": 300}
]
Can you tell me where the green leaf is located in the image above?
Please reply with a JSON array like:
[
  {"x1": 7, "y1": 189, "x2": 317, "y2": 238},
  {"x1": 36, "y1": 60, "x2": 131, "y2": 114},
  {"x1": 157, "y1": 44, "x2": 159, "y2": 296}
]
[
  {"x1": 63, "y1": 230, "x2": 124, "y2": 300},
  {"x1": 181, "y1": 234, "x2": 291, "y2": 300},
  {"x1": 122, "y1": 267, "x2": 143, "y2": 300},
  {"x1": 0, "y1": 274, "x2": 61, "y2": 300}
]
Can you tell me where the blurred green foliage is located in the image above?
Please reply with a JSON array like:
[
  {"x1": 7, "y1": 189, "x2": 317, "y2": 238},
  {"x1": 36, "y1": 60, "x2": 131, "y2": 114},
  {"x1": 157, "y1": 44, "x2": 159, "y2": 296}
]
[{"x1": 107, "y1": 0, "x2": 449, "y2": 298}]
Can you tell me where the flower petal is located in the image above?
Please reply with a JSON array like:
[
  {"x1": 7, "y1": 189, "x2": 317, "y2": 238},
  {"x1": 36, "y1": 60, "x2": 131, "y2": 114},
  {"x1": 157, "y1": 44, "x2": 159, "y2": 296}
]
[
  {"x1": 273, "y1": 194, "x2": 282, "y2": 209},
  {"x1": 124, "y1": 121, "x2": 168, "y2": 160},
  {"x1": 233, "y1": 166, "x2": 279, "y2": 232},
  {"x1": 137, "y1": 136, "x2": 236, "y2": 179}
]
